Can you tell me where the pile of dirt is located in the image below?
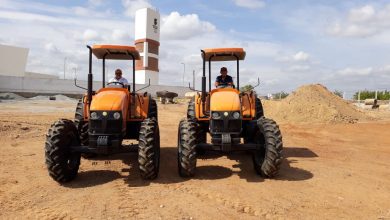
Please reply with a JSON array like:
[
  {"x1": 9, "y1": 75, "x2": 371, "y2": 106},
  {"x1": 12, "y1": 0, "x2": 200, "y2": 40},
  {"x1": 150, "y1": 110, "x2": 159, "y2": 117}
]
[
  {"x1": 29, "y1": 95, "x2": 74, "y2": 101},
  {"x1": 0, "y1": 93, "x2": 25, "y2": 100},
  {"x1": 263, "y1": 84, "x2": 370, "y2": 124}
]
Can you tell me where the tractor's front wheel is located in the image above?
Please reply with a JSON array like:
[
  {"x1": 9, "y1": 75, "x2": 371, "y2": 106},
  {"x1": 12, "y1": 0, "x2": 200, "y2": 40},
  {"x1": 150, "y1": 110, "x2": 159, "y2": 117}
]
[
  {"x1": 252, "y1": 117, "x2": 283, "y2": 177},
  {"x1": 177, "y1": 119, "x2": 198, "y2": 177},
  {"x1": 45, "y1": 119, "x2": 81, "y2": 183},
  {"x1": 138, "y1": 118, "x2": 160, "y2": 180}
]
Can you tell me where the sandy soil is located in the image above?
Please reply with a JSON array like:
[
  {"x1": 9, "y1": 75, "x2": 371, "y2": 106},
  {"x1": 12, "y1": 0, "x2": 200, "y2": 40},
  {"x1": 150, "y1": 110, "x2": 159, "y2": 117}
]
[{"x1": 0, "y1": 99, "x2": 389, "y2": 219}]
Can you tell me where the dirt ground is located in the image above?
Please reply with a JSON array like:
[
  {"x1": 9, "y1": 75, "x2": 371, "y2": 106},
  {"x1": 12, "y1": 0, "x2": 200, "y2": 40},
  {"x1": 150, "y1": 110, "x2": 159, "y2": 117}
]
[{"x1": 0, "y1": 99, "x2": 389, "y2": 219}]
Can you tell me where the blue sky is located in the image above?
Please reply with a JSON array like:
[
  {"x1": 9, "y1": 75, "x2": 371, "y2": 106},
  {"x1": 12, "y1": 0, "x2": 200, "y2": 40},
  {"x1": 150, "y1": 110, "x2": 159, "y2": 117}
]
[{"x1": 1, "y1": 0, "x2": 390, "y2": 95}]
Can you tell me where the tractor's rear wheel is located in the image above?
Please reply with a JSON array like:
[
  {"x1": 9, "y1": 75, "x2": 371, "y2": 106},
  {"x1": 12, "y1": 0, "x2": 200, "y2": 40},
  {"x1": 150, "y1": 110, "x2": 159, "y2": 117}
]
[
  {"x1": 138, "y1": 118, "x2": 160, "y2": 180},
  {"x1": 148, "y1": 98, "x2": 158, "y2": 121},
  {"x1": 178, "y1": 119, "x2": 198, "y2": 177},
  {"x1": 252, "y1": 117, "x2": 283, "y2": 177},
  {"x1": 45, "y1": 119, "x2": 81, "y2": 183},
  {"x1": 196, "y1": 124, "x2": 207, "y2": 155},
  {"x1": 187, "y1": 99, "x2": 196, "y2": 120},
  {"x1": 255, "y1": 97, "x2": 264, "y2": 119},
  {"x1": 74, "y1": 98, "x2": 92, "y2": 158}
]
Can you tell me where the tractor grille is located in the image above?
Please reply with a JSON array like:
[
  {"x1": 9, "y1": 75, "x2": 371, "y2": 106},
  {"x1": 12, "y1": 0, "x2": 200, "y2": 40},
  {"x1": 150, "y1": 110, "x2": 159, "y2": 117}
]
[
  {"x1": 210, "y1": 112, "x2": 241, "y2": 134},
  {"x1": 89, "y1": 119, "x2": 122, "y2": 134}
]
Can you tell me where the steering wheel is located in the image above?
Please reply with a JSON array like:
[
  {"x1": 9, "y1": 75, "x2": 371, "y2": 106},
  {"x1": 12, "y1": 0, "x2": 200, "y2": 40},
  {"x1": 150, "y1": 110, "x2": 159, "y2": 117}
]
[
  {"x1": 217, "y1": 84, "x2": 233, "y2": 89},
  {"x1": 107, "y1": 81, "x2": 125, "y2": 88}
]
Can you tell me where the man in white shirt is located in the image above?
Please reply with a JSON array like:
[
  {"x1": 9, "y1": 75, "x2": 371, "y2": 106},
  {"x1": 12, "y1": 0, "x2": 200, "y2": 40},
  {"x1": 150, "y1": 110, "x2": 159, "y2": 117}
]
[{"x1": 108, "y1": 69, "x2": 128, "y2": 87}]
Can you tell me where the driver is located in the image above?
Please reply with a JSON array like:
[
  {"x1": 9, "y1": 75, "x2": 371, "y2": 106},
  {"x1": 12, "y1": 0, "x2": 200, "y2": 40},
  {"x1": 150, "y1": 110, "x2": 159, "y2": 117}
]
[
  {"x1": 108, "y1": 69, "x2": 128, "y2": 86},
  {"x1": 215, "y1": 67, "x2": 233, "y2": 88}
]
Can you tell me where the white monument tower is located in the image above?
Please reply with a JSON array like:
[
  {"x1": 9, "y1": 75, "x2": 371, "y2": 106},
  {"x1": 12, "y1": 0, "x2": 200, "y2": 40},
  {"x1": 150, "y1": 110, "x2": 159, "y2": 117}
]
[{"x1": 134, "y1": 8, "x2": 160, "y2": 85}]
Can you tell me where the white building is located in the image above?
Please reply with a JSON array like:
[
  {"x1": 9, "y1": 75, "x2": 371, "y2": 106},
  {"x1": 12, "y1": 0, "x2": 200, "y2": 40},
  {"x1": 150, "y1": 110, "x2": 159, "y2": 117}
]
[{"x1": 0, "y1": 44, "x2": 29, "y2": 77}]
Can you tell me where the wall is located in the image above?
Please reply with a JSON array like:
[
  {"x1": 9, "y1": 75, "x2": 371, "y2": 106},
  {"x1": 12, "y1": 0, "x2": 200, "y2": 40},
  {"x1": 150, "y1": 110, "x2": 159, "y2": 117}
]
[{"x1": 0, "y1": 75, "x2": 191, "y2": 97}]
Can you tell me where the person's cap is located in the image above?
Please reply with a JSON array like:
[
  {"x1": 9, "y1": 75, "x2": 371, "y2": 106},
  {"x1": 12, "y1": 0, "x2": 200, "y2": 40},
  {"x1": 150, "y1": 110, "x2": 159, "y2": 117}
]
[{"x1": 220, "y1": 67, "x2": 227, "y2": 72}]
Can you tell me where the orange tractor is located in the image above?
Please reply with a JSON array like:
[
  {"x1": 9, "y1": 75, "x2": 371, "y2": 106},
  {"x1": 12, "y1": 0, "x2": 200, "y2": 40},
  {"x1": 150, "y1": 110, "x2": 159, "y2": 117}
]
[
  {"x1": 177, "y1": 48, "x2": 283, "y2": 177},
  {"x1": 45, "y1": 45, "x2": 160, "y2": 183}
]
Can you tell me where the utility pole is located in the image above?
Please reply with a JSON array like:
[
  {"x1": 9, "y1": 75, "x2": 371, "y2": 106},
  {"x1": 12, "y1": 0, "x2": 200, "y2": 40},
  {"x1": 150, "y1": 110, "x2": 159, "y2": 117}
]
[
  {"x1": 63, "y1": 57, "x2": 67, "y2": 79},
  {"x1": 73, "y1": 67, "x2": 77, "y2": 78},
  {"x1": 192, "y1": 70, "x2": 195, "y2": 89},
  {"x1": 181, "y1": 62, "x2": 185, "y2": 87}
]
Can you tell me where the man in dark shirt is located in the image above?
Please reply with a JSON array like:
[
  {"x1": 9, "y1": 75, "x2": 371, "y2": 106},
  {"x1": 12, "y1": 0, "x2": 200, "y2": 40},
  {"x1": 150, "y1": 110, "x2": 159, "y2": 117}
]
[{"x1": 215, "y1": 67, "x2": 233, "y2": 88}]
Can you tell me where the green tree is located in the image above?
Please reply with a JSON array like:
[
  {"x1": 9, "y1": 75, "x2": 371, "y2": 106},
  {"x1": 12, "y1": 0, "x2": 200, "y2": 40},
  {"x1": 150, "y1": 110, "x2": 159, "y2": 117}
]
[
  {"x1": 353, "y1": 90, "x2": 390, "y2": 100},
  {"x1": 240, "y1": 84, "x2": 254, "y2": 92},
  {"x1": 272, "y1": 91, "x2": 289, "y2": 100},
  {"x1": 333, "y1": 90, "x2": 343, "y2": 98}
]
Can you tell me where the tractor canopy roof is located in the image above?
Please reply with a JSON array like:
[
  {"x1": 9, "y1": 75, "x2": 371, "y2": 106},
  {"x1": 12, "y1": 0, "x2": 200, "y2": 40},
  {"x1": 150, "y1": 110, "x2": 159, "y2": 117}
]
[
  {"x1": 92, "y1": 44, "x2": 140, "y2": 60},
  {"x1": 202, "y1": 48, "x2": 246, "y2": 61}
]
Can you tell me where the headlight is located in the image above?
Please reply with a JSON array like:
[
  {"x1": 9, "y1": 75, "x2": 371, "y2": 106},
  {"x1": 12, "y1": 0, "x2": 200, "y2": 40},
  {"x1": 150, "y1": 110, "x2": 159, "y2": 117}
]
[
  {"x1": 90, "y1": 112, "x2": 98, "y2": 119},
  {"x1": 232, "y1": 111, "x2": 240, "y2": 119},
  {"x1": 113, "y1": 112, "x2": 121, "y2": 119},
  {"x1": 212, "y1": 112, "x2": 221, "y2": 119}
]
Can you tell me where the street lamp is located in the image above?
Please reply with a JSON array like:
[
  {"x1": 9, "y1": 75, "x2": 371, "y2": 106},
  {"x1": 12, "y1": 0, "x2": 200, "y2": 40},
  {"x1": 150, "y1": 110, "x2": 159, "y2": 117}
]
[{"x1": 181, "y1": 62, "x2": 185, "y2": 87}]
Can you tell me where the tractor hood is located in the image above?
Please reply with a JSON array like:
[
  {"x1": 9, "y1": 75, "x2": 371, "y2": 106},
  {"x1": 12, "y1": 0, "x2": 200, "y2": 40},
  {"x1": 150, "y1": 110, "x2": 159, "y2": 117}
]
[
  {"x1": 210, "y1": 88, "x2": 241, "y2": 112},
  {"x1": 90, "y1": 89, "x2": 128, "y2": 111}
]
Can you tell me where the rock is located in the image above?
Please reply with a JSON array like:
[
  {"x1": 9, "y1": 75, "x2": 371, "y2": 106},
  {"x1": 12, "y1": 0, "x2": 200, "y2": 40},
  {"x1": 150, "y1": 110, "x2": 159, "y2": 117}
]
[
  {"x1": 21, "y1": 126, "x2": 29, "y2": 130},
  {"x1": 243, "y1": 206, "x2": 250, "y2": 213},
  {"x1": 159, "y1": 204, "x2": 164, "y2": 208}
]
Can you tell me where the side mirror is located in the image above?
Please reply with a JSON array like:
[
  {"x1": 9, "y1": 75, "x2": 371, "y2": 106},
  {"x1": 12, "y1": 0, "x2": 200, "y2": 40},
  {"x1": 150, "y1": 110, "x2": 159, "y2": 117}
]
[{"x1": 74, "y1": 73, "x2": 87, "y2": 90}]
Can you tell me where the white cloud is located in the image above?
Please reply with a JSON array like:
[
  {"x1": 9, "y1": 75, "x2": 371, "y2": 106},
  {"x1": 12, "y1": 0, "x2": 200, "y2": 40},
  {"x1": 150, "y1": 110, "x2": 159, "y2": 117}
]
[
  {"x1": 337, "y1": 67, "x2": 373, "y2": 76},
  {"x1": 161, "y1": 12, "x2": 216, "y2": 40},
  {"x1": 83, "y1": 29, "x2": 100, "y2": 41},
  {"x1": 44, "y1": 42, "x2": 59, "y2": 53},
  {"x1": 289, "y1": 65, "x2": 311, "y2": 72},
  {"x1": 327, "y1": 4, "x2": 390, "y2": 38},
  {"x1": 276, "y1": 51, "x2": 310, "y2": 63},
  {"x1": 293, "y1": 51, "x2": 310, "y2": 62},
  {"x1": 232, "y1": 0, "x2": 265, "y2": 9},
  {"x1": 122, "y1": 0, "x2": 152, "y2": 17},
  {"x1": 88, "y1": 0, "x2": 104, "y2": 7},
  {"x1": 348, "y1": 5, "x2": 375, "y2": 23},
  {"x1": 73, "y1": 6, "x2": 90, "y2": 16},
  {"x1": 111, "y1": 29, "x2": 130, "y2": 42}
]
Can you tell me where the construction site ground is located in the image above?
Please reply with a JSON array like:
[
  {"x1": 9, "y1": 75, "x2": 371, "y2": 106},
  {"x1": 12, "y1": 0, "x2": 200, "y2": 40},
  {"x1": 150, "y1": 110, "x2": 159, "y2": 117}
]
[{"x1": 0, "y1": 91, "x2": 390, "y2": 219}]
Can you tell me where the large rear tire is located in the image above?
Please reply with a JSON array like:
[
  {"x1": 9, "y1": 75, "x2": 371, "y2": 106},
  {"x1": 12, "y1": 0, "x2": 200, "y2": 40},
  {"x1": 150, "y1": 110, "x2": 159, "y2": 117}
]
[
  {"x1": 255, "y1": 97, "x2": 264, "y2": 119},
  {"x1": 178, "y1": 119, "x2": 198, "y2": 177},
  {"x1": 74, "y1": 98, "x2": 89, "y2": 146},
  {"x1": 45, "y1": 119, "x2": 81, "y2": 183},
  {"x1": 138, "y1": 118, "x2": 160, "y2": 180},
  {"x1": 148, "y1": 98, "x2": 158, "y2": 121},
  {"x1": 74, "y1": 98, "x2": 93, "y2": 158},
  {"x1": 252, "y1": 117, "x2": 283, "y2": 177},
  {"x1": 187, "y1": 99, "x2": 195, "y2": 120}
]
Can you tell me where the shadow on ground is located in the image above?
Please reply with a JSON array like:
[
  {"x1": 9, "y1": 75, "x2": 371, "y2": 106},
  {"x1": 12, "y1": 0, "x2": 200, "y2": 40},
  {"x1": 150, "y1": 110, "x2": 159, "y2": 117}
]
[{"x1": 65, "y1": 146, "x2": 317, "y2": 187}]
